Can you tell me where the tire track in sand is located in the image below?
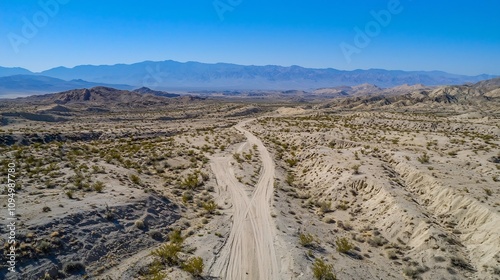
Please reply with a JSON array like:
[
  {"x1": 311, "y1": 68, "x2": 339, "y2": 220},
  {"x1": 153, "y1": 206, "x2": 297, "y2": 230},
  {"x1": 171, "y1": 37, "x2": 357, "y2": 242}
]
[{"x1": 210, "y1": 120, "x2": 279, "y2": 280}]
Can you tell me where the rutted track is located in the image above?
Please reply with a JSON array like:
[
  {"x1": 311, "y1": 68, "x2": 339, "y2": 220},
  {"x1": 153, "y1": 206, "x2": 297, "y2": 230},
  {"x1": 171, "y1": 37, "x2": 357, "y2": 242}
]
[{"x1": 210, "y1": 120, "x2": 280, "y2": 280}]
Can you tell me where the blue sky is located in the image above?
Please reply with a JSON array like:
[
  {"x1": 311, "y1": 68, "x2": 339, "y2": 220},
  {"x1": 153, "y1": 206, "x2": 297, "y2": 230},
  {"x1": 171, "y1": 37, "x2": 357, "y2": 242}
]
[{"x1": 0, "y1": 0, "x2": 499, "y2": 75}]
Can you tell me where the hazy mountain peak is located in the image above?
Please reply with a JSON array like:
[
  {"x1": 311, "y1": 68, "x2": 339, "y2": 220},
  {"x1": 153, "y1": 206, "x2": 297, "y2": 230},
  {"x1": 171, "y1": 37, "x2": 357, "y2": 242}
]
[{"x1": 27, "y1": 60, "x2": 496, "y2": 90}]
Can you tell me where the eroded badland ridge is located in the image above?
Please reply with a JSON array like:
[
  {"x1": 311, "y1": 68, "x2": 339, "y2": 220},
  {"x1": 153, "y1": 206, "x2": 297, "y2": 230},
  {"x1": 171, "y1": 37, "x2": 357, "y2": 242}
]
[{"x1": 0, "y1": 79, "x2": 499, "y2": 279}]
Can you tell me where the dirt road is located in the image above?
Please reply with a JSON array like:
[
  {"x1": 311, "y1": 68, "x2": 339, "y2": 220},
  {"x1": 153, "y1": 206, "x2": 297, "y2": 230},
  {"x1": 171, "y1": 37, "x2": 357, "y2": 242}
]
[{"x1": 210, "y1": 120, "x2": 280, "y2": 279}]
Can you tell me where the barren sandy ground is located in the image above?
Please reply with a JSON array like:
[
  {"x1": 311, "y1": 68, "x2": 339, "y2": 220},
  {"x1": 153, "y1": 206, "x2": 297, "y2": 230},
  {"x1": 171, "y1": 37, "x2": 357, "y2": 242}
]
[{"x1": 1, "y1": 96, "x2": 498, "y2": 279}]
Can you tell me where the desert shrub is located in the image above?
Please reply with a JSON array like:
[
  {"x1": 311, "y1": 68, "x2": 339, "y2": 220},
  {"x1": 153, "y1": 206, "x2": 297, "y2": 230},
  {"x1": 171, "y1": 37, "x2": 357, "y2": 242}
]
[
  {"x1": 63, "y1": 261, "x2": 85, "y2": 275},
  {"x1": 336, "y1": 202, "x2": 349, "y2": 211},
  {"x1": 299, "y1": 233, "x2": 315, "y2": 247},
  {"x1": 182, "y1": 191, "x2": 193, "y2": 203},
  {"x1": 93, "y1": 181, "x2": 105, "y2": 192},
  {"x1": 354, "y1": 151, "x2": 360, "y2": 160},
  {"x1": 233, "y1": 153, "x2": 243, "y2": 163},
  {"x1": 129, "y1": 174, "x2": 141, "y2": 185},
  {"x1": 91, "y1": 165, "x2": 100, "y2": 173},
  {"x1": 149, "y1": 230, "x2": 163, "y2": 240},
  {"x1": 368, "y1": 236, "x2": 388, "y2": 247},
  {"x1": 144, "y1": 260, "x2": 167, "y2": 280},
  {"x1": 151, "y1": 243, "x2": 182, "y2": 265},
  {"x1": 65, "y1": 190, "x2": 74, "y2": 199},
  {"x1": 37, "y1": 240, "x2": 51, "y2": 253},
  {"x1": 337, "y1": 220, "x2": 353, "y2": 231},
  {"x1": 285, "y1": 173, "x2": 295, "y2": 186},
  {"x1": 318, "y1": 201, "x2": 332, "y2": 213},
  {"x1": 286, "y1": 158, "x2": 298, "y2": 167},
  {"x1": 351, "y1": 164, "x2": 361, "y2": 174},
  {"x1": 244, "y1": 153, "x2": 252, "y2": 161},
  {"x1": 335, "y1": 237, "x2": 353, "y2": 253},
  {"x1": 146, "y1": 269, "x2": 167, "y2": 280},
  {"x1": 202, "y1": 200, "x2": 218, "y2": 214},
  {"x1": 180, "y1": 173, "x2": 202, "y2": 190},
  {"x1": 386, "y1": 249, "x2": 398, "y2": 260},
  {"x1": 312, "y1": 258, "x2": 337, "y2": 280},
  {"x1": 484, "y1": 188, "x2": 492, "y2": 196},
  {"x1": 104, "y1": 204, "x2": 114, "y2": 220},
  {"x1": 42, "y1": 206, "x2": 51, "y2": 212},
  {"x1": 135, "y1": 219, "x2": 146, "y2": 229},
  {"x1": 168, "y1": 229, "x2": 184, "y2": 244},
  {"x1": 417, "y1": 153, "x2": 430, "y2": 164},
  {"x1": 403, "y1": 265, "x2": 428, "y2": 279},
  {"x1": 323, "y1": 217, "x2": 335, "y2": 224},
  {"x1": 182, "y1": 256, "x2": 204, "y2": 277}
]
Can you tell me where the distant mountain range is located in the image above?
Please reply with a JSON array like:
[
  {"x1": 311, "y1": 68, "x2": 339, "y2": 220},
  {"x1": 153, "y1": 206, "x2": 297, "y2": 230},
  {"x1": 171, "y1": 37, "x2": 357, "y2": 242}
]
[
  {"x1": 0, "y1": 61, "x2": 497, "y2": 95},
  {"x1": 0, "y1": 74, "x2": 132, "y2": 97}
]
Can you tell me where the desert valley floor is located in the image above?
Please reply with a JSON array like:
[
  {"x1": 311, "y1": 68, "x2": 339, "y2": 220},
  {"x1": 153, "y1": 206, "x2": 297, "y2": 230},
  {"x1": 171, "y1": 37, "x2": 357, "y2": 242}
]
[{"x1": 0, "y1": 81, "x2": 499, "y2": 280}]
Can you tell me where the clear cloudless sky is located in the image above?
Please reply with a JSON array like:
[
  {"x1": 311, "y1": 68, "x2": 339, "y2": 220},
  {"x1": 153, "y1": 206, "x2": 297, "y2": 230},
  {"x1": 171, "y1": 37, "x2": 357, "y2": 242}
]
[{"x1": 0, "y1": 0, "x2": 499, "y2": 75}]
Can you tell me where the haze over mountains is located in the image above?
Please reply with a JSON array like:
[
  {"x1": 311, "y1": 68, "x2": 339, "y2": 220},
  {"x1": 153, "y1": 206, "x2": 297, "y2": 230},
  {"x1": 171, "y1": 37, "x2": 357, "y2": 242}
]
[
  {"x1": 0, "y1": 60, "x2": 497, "y2": 96},
  {"x1": 0, "y1": 75, "x2": 133, "y2": 98}
]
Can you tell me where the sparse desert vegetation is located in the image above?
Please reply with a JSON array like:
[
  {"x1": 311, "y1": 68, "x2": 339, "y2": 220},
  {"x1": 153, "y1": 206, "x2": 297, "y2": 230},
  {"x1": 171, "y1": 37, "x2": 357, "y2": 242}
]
[{"x1": 0, "y1": 80, "x2": 499, "y2": 279}]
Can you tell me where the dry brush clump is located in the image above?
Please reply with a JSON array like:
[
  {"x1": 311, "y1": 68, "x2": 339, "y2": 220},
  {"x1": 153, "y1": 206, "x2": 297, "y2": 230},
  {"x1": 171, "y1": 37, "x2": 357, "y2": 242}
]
[
  {"x1": 299, "y1": 232, "x2": 316, "y2": 248},
  {"x1": 151, "y1": 242, "x2": 182, "y2": 266},
  {"x1": 92, "y1": 181, "x2": 105, "y2": 192},
  {"x1": 202, "y1": 200, "x2": 218, "y2": 214},
  {"x1": 182, "y1": 256, "x2": 204, "y2": 277},
  {"x1": 335, "y1": 236, "x2": 353, "y2": 253},
  {"x1": 312, "y1": 258, "x2": 337, "y2": 280},
  {"x1": 417, "y1": 152, "x2": 430, "y2": 164},
  {"x1": 148, "y1": 228, "x2": 205, "y2": 277}
]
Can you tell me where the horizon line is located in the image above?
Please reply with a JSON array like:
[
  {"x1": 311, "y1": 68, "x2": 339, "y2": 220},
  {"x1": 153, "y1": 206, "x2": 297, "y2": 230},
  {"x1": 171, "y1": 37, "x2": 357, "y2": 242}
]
[{"x1": 1, "y1": 59, "x2": 498, "y2": 77}]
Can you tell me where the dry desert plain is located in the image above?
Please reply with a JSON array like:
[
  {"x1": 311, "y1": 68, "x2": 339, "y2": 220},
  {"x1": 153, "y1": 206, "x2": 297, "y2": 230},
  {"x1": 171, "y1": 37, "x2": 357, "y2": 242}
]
[{"x1": 0, "y1": 81, "x2": 499, "y2": 280}]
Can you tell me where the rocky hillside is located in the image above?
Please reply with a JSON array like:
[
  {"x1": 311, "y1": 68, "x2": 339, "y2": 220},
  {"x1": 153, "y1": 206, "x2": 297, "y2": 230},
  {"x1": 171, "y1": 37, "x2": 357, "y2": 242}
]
[
  {"x1": 5, "y1": 86, "x2": 178, "y2": 109},
  {"x1": 320, "y1": 77, "x2": 500, "y2": 111},
  {"x1": 132, "y1": 87, "x2": 181, "y2": 98}
]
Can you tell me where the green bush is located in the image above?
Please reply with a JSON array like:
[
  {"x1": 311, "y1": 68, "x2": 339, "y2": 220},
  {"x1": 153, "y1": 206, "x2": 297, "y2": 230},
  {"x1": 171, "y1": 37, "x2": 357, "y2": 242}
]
[
  {"x1": 202, "y1": 200, "x2": 218, "y2": 214},
  {"x1": 129, "y1": 174, "x2": 141, "y2": 185},
  {"x1": 135, "y1": 219, "x2": 146, "y2": 229},
  {"x1": 93, "y1": 181, "x2": 105, "y2": 192},
  {"x1": 180, "y1": 173, "x2": 202, "y2": 190},
  {"x1": 37, "y1": 240, "x2": 51, "y2": 253},
  {"x1": 233, "y1": 153, "x2": 243, "y2": 163},
  {"x1": 168, "y1": 229, "x2": 184, "y2": 244},
  {"x1": 299, "y1": 233, "x2": 315, "y2": 247},
  {"x1": 182, "y1": 256, "x2": 204, "y2": 277},
  {"x1": 151, "y1": 243, "x2": 182, "y2": 265},
  {"x1": 286, "y1": 158, "x2": 298, "y2": 167},
  {"x1": 312, "y1": 258, "x2": 336, "y2": 280},
  {"x1": 335, "y1": 237, "x2": 353, "y2": 253}
]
